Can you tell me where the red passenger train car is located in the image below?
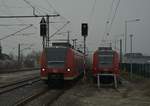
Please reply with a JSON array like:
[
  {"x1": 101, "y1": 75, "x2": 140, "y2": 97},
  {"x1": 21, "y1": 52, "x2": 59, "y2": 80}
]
[
  {"x1": 40, "y1": 45, "x2": 84, "y2": 86},
  {"x1": 92, "y1": 47, "x2": 120, "y2": 83}
]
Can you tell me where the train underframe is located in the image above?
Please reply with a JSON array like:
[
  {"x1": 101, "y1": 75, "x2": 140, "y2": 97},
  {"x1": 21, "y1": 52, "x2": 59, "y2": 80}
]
[
  {"x1": 93, "y1": 71, "x2": 121, "y2": 88},
  {"x1": 42, "y1": 72, "x2": 83, "y2": 88}
]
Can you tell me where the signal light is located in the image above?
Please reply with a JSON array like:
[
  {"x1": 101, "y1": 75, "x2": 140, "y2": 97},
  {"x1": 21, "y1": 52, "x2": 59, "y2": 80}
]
[
  {"x1": 40, "y1": 17, "x2": 47, "y2": 36},
  {"x1": 81, "y1": 23, "x2": 88, "y2": 37}
]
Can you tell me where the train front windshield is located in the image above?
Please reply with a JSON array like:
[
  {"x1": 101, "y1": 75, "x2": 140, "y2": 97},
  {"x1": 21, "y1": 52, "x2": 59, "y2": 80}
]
[
  {"x1": 45, "y1": 48, "x2": 67, "y2": 68},
  {"x1": 98, "y1": 52, "x2": 113, "y2": 67}
]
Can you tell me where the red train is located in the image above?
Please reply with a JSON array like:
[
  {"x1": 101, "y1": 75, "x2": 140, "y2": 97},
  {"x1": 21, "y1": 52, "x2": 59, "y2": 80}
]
[
  {"x1": 92, "y1": 47, "x2": 120, "y2": 84},
  {"x1": 40, "y1": 45, "x2": 84, "y2": 87}
]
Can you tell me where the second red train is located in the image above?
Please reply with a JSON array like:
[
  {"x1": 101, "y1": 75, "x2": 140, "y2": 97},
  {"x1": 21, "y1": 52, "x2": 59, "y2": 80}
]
[{"x1": 92, "y1": 47, "x2": 120, "y2": 84}]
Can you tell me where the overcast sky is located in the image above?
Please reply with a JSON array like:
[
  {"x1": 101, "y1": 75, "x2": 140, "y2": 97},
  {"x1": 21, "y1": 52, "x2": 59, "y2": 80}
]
[{"x1": 0, "y1": 0, "x2": 150, "y2": 55}]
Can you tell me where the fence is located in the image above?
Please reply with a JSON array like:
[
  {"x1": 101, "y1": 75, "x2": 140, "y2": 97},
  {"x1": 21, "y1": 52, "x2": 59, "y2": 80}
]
[{"x1": 121, "y1": 63, "x2": 150, "y2": 78}]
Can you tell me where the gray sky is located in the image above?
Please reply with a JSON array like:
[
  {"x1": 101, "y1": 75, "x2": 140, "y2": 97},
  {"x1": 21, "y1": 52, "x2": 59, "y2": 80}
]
[{"x1": 0, "y1": 0, "x2": 150, "y2": 55}]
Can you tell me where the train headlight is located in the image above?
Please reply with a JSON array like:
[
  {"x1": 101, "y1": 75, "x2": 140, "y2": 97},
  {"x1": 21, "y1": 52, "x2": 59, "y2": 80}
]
[
  {"x1": 67, "y1": 68, "x2": 71, "y2": 72},
  {"x1": 42, "y1": 68, "x2": 46, "y2": 72}
]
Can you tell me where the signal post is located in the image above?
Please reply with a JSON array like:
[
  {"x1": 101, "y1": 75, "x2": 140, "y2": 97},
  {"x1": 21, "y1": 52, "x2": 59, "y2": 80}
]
[{"x1": 81, "y1": 23, "x2": 88, "y2": 81}]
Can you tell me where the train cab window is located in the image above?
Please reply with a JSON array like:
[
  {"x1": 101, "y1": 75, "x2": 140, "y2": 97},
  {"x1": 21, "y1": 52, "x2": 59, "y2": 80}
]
[
  {"x1": 45, "y1": 48, "x2": 67, "y2": 68},
  {"x1": 47, "y1": 61, "x2": 65, "y2": 68},
  {"x1": 98, "y1": 52, "x2": 113, "y2": 67}
]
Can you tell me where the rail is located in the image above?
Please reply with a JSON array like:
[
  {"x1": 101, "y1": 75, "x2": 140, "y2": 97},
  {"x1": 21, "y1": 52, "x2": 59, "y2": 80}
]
[
  {"x1": 0, "y1": 67, "x2": 40, "y2": 74},
  {"x1": 0, "y1": 76, "x2": 40, "y2": 94}
]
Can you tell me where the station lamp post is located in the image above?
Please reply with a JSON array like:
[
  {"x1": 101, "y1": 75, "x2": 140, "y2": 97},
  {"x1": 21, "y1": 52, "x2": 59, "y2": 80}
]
[
  {"x1": 124, "y1": 18, "x2": 140, "y2": 54},
  {"x1": 129, "y1": 34, "x2": 134, "y2": 79}
]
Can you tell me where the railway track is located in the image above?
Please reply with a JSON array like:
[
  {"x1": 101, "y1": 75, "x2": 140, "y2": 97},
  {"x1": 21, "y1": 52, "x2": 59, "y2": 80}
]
[
  {"x1": 0, "y1": 68, "x2": 39, "y2": 74},
  {"x1": 14, "y1": 87, "x2": 49, "y2": 106},
  {"x1": 0, "y1": 76, "x2": 40, "y2": 94},
  {"x1": 0, "y1": 72, "x2": 79, "y2": 106},
  {"x1": 14, "y1": 89, "x2": 65, "y2": 106},
  {"x1": 13, "y1": 81, "x2": 79, "y2": 106}
]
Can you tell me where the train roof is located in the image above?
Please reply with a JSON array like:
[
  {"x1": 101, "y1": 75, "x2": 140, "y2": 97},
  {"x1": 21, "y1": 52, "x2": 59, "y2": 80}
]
[
  {"x1": 52, "y1": 42, "x2": 73, "y2": 48},
  {"x1": 98, "y1": 47, "x2": 114, "y2": 53},
  {"x1": 44, "y1": 42, "x2": 83, "y2": 54},
  {"x1": 44, "y1": 46, "x2": 83, "y2": 54},
  {"x1": 96, "y1": 47, "x2": 118, "y2": 56},
  {"x1": 98, "y1": 47, "x2": 112, "y2": 51}
]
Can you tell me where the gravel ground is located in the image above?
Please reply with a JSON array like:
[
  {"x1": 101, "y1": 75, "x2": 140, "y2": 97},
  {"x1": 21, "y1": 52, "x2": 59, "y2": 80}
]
[
  {"x1": 26, "y1": 90, "x2": 64, "y2": 106},
  {"x1": 50, "y1": 79, "x2": 150, "y2": 106},
  {"x1": 0, "y1": 80, "x2": 47, "y2": 106},
  {"x1": 0, "y1": 70, "x2": 39, "y2": 85},
  {"x1": 1, "y1": 69, "x2": 149, "y2": 106}
]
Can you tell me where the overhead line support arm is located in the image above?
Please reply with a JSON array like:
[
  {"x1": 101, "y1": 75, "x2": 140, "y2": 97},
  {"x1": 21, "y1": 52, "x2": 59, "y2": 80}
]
[{"x1": 0, "y1": 14, "x2": 60, "y2": 18}]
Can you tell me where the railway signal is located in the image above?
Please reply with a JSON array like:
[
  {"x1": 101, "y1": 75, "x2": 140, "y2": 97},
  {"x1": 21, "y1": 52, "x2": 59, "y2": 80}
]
[
  {"x1": 40, "y1": 17, "x2": 47, "y2": 48},
  {"x1": 81, "y1": 23, "x2": 88, "y2": 36},
  {"x1": 0, "y1": 14, "x2": 60, "y2": 49},
  {"x1": 40, "y1": 17, "x2": 47, "y2": 36},
  {"x1": 81, "y1": 23, "x2": 88, "y2": 81}
]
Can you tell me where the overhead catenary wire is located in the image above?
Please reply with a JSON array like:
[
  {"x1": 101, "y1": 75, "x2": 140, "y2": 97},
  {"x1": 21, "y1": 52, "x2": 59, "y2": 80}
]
[
  {"x1": 101, "y1": 0, "x2": 115, "y2": 46},
  {"x1": 108, "y1": 0, "x2": 121, "y2": 34},
  {"x1": 103, "y1": 0, "x2": 115, "y2": 38},
  {"x1": 86, "y1": 0, "x2": 97, "y2": 36},
  {"x1": 1, "y1": 0, "x2": 21, "y2": 22},
  {"x1": 0, "y1": 24, "x2": 34, "y2": 27},
  {"x1": 25, "y1": 0, "x2": 52, "y2": 15},
  {"x1": 0, "y1": 0, "x2": 26, "y2": 27},
  {"x1": 23, "y1": 0, "x2": 44, "y2": 15},
  {"x1": 0, "y1": 0, "x2": 70, "y2": 43},
  {"x1": 45, "y1": 0, "x2": 70, "y2": 22},
  {"x1": 0, "y1": 0, "x2": 39, "y2": 34},
  {"x1": 49, "y1": 21, "x2": 70, "y2": 39},
  {"x1": 0, "y1": 24, "x2": 33, "y2": 41},
  {"x1": 101, "y1": 0, "x2": 121, "y2": 46},
  {"x1": 89, "y1": 0, "x2": 97, "y2": 23},
  {"x1": 0, "y1": 4, "x2": 29, "y2": 9},
  {"x1": 44, "y1": 0, "x2": 71, "y2": 41},
  {"x1": 44, "y1": 0, "x2": 71, "y2": 33},
  {"x1": 45, "y1": 0, "x2": 59, "y2": 15}
]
